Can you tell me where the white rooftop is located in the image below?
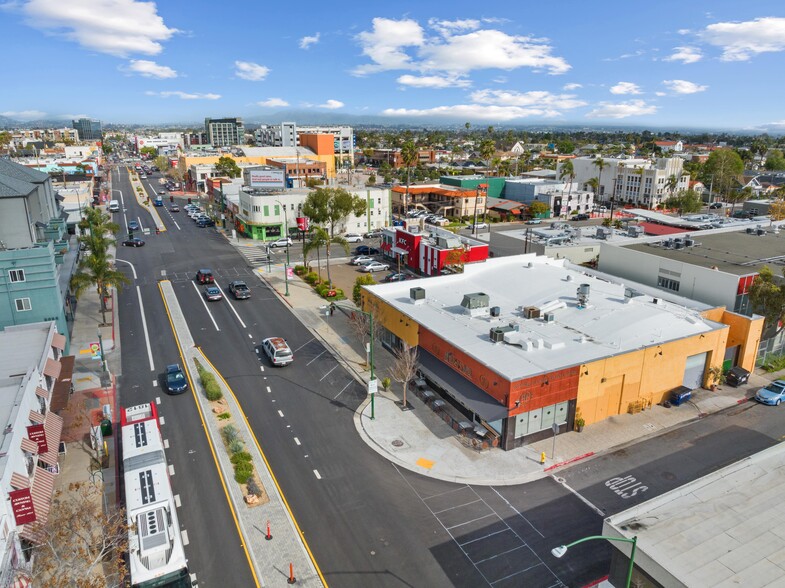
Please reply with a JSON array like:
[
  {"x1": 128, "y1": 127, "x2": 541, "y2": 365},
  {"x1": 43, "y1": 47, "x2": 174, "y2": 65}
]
[
  {"x1": 604, "y1": 443, "x2": 785, "y2": 587},
  {"x1": 0, "y1": 323, "x2": 50, "y2": 378},
  {"x1": 367, "y1": 254, "x2": 722, "y2": 381}
]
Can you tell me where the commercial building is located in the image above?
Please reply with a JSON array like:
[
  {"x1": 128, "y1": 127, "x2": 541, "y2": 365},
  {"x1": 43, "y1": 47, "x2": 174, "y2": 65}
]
[
  {"x1": 71, "y1": 118, "x2": 102, "y2": 142},
  {"x1": 365, "y1": 148, "x2": 436, "y2": 169},
  {"x1": 254, "y1": 123, "x2": 355, "y2": 165},
  {"x1": 391, "y1": 183, "x2": 487, "y2": 218},
  {"x1": 362, "y1": 254, "x2": 762, "y2": 450},
  {"x1": 0, "y1": 321, "x2": 69, "y2": 584},
  {"x1": 204, "y1": 117, "x2": 245, "y2": 147}
]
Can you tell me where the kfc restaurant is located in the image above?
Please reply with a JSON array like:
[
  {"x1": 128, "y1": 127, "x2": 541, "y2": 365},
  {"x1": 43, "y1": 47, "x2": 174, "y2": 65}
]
[{"x1": 380, "y1": 226, "x2": 489, "y2": 276}]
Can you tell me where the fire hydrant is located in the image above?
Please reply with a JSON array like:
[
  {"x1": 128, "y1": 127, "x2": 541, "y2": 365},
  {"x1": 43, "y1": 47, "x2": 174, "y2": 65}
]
[{"x1": 540, "y1": 452, "x2": 546, "y2": 465}]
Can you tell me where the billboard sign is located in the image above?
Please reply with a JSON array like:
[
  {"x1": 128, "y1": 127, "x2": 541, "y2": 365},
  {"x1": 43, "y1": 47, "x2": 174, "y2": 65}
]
[
  {"x1": 296, "y1": 217, "x2": 309, "y2": 231},
  {"x1": 249, "y1": 169, "x2": 285, "y2": 189}
]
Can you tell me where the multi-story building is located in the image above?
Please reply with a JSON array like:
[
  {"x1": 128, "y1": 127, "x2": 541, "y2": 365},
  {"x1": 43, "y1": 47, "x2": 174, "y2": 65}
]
[
  {"x1": 71, "y1": 118, "x2": 102, "y2": 142},
  {"x1": 559, "y1": 156, "x2": 689, "y2": 209},
  {"x1": 504, "y1": 178, "x2": 595, "y2": 217},
  {"x1": 13, "y1": 128, "x2": 80, "y2": 144},
  {"x1": 365, "y1": 148, "x2": 436, "y2": 169},
  {"x1": 0, "y1": 321, "x2": 68, "y2": 584},
  {"x1": 204, "y1": 117, "x2": 245, "y2": 147},
  {"x1": 0, "y1": 160, "x2": 75, "y2": 349},
  {"x1": 254, "y1": 123, "x2": 355, "y2": 165},
  {"x1": 391, "y1": 183, "x2": 487, "y2": 219}
]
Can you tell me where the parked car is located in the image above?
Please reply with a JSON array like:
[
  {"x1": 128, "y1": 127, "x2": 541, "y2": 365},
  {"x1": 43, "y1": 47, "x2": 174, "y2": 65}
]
[
  {"x1": 196, "y1": 218, "x2": 215, "y2": 228},
  {"x1": 572, "y1": 214, "x2": 591, "y2": 221},
  {"x1": 755, "y1": 380, "x2": 785, "y2": 405},
  {"x1": 351, "y1": 255, "x2": 375, "y2": 265},
  {"x1": 343, "y1": 233, "x2": 363, "y2": 243},
  {"x1": 269, "y1": 237, "x2": 293, "y2": 248},
  {"x1": 122, "y1": 237, "x2": 145, "y2": 247},
  {"x1": 364, "y1": 230, "x2": 383, "y2": 239},
  {"x1": 128, "y1": 220, "x2": 140, "y2": 231},
  {"x1": 467, "y1": 222, "x2": 489, "y2": 230},
  {"x1": 261, "y1": 337, "x2": 294, "y2": 366},
  {"x1": 525, "y1": 219, "x2": 543, "y2": 225},
  {"x1": 228, "y1": 280, "x2": 251, "y2": 299},
  {"x1": 354, "y1": 246, "x2": 380, "y2": 256},
  {"x1": 196, "y1": 269, "x2": 214, "y2": 284},
  {"x1": 165, "y1": 364, "x2": 188, "y2": 394},
  {"x1": 203, "y1": 285, "x2": 223, "y2": 301},
  {"x1": 360, "y1": 261, "x2": 390, "y2": 273},
  {"x1": 709, "y1": 202, "x2": 724, "y2": 209},
  {"x1": 382, "y1": 272, "x2": 410, "y2": 283}
]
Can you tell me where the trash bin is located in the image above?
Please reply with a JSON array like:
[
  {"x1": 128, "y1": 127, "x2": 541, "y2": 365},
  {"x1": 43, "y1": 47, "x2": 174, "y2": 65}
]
[
  {"x1": 669, "y1": 386, "x2": 692, "y2": 406},
  {"x1": 100, "y1": 418, "x2": 113, "y2": 437},
  {"x1": 726, "y1": 366, "x2": 750, "y2": 387}
]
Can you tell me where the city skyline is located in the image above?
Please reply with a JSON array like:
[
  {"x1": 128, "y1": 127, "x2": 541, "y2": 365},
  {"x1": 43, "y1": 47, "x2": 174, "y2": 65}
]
[{"x1": 1, "y1": 1, "x2": 784, "y2": 131}]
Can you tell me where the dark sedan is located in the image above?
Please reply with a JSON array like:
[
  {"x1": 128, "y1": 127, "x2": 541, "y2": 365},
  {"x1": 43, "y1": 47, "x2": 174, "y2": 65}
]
[
  {"x1": 165, "y1": 364, "x2": 188, "y2": 394},
  {"x1": 122, "y1": 237, "x2": 145, "y2": 247},
  {"x1": 354, "y1": 245, "x2": 380, "y2": 256},
  {"x1": 128, "y1": 220, "x2": 140, "y2": 231}
]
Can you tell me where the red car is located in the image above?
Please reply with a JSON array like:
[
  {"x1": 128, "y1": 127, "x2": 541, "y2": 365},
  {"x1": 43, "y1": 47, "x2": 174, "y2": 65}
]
[{"x1": 196, "y1": 269, "x2": 214, "y2": 284}]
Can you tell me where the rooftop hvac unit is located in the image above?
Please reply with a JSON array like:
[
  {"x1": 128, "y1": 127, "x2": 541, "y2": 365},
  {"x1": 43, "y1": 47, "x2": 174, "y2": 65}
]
[
  {"x1": 410, "y1": 287, "x2": 425, "y2": 304},
  {"x1": 490, "y1": 306, "x2": 501, "y2": 317},
  {"x1": 523, "y1": 306, "x2": 541, "y2": 319},
  {"x1": 489, "y1": 325, "x2": 514, "y2": 343},
  {"x1": 544, "y1": 312, "x2": 555, "y2": 323},
  {"x1": 746, "y1": 227, "x2": 756, "y2": 234},
  {"x1": 673, "y1": 241, "x2": 684, "y2": 249},
  {"x1": 684, "y1": 237, "x2": 695, "y2": 247},
  {"x1": 627, "y1": 226, "x2": 644, "y2": 238},
  {"x1": 757, "y1": 228, "x2": 766, "y2": 236},
  {"x1": 662, "y1": 239, "x2": 673, "y2": 248}
]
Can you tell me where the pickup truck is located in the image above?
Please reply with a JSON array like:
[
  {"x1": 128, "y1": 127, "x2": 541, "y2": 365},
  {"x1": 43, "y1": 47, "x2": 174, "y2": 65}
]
[{"x1": 228, "y1": 280, "x2": 251, "y2": 300}]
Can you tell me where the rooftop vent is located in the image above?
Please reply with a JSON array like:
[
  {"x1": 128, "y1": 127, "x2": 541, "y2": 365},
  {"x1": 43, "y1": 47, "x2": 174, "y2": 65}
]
[
  {"x1": 627, "y1": 226, "x2": 644, "y2": 238},
  {"x1": 544, "y1": 312, "x2": 555, "y2": 323},
  {"x1": 461, "y1": 292, "x2": 490, "y2": 317},
  {"x1": 577, "y1": 283, "x2": 590, "y2": 308},
  {"x1": 410, "y1": 287, "x2": 425, "y2": 305},
  {"x1": 489, "y1": 325, "x2": 514, "y2": 343},
  {"x1": 523, "y1": 306, "x2": 541, "y2": 319},
  {"x1": 490, "y1": 306, "x2": 501, "y2": 317}
]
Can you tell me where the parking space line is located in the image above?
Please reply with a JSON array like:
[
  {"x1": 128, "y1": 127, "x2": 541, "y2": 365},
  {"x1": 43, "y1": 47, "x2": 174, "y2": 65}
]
[
  {"x1": 319, "y1": 365, "x2": 338, "y2": 381},
  {"x1": 168, "y1": 464, "x2": 175, "y2": 476},
  {"x1": 334, "y1": 381, "x2": 353, "y2": 399},
  {"x1": 294, "y1": 437, "x2": 301, "y2": 446},
  {"x1": 433, "y1": 498, "x2": 482, "y2": 516},
  {"x1": 422, "y1": 485, "x2": 471, "y2": 501},
  {"x1": 174, "y1": 494, "x2": 181, "y2": 507},
  {"x1": 294, "y1": 338, "x2": 315, "y2": 353},
  {"x1": 190, "y1": 281, "x2": 220, "y2": 331},
  {"x1": 445, "y1": 513, "x2": 495, "y2": 531},
  {"x1": 475, "y1": 545, "x2": 526, "y2": 565},
  {"x1": 277, "y1": 410, "x2": 284, "y2": 418},
  {"x1": 313, "y1": 470, "x2": 321, "y2": 480},
  {"x1": 306, "y1": 350, "x2": 326, "y2": 366},
  {"x1": 458, "y1": 528, "x2": 508, "y2": 547}
]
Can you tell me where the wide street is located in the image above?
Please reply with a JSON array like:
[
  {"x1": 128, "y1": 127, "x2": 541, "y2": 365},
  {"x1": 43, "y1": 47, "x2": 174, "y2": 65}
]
[{"x1": 110, "y1": 165, "x2": 785, "y2": 587}]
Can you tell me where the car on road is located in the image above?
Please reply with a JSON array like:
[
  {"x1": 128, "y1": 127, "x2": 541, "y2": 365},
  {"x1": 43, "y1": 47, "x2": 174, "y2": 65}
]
[
  {"x1": 170, "y1": 205, "x2": 179, "y2": 212},
  {"x1": 354, "y1": 246, "x2": 380, "y2": 256},
  {"x1": 709, "y1": 202, "x2": 724, "y2": 209},
  {"x1": 122, "y1": 237, "x2": 145, "y2": 247},
  {"x1": 467, "y1": 222, "x2": 489, "y2": 230},
  {"x1": 228, "y1": 280, "x2": 250, "y2": 299},
  {"x1": 364, "y1": 230, "x2": 383, "y2": 239},
  {"x1": 196, "y1": 218, "x2": 215, "y2": 227},
  {"x1": 158, "y1": 190, "x2": 166, "y2": 195},
  {"x1": 755, "y1": 380, "x2": 785, "y2": 405},
  {"x1": 128, "y1": 220, "x2": 140, "y2": 231},
  {"x1": 269, "y1": 237, "x2": 293, "y2": 248},
  {"x1": 360, "y1": 261, "x2": 390, "y2": 273},
  {"x1": 196, "y1": 269, "x2": 214, "y2": 284},
  {"x1": 351, "y1": 255, "x2": 375, "y2": 265},
  {"x1": 203, "y1": 285, "x2": 223, "y2": 301},
  {"x1": 343, "y1": 233, "x2": 363, "y2": 243},
  {"x1": 165, "y1": 364, "x2": 188, "y2": 394},
  {"x1": 525, "y1": 218, "x2": 543, "y2": 225},
  {"x1": 382, "y1": 272, "x2": 410, "y2": 283},
  {"x1": 261, "y1": 337, "x2": 293, "y2": 366},
  {"x1": 572, "y1": 213, "x2": 591, "y2": 221}
]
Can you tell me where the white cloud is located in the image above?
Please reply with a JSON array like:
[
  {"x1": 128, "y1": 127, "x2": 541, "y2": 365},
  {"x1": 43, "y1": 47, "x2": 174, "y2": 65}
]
[
  {"x1": 0, "y1": 110, "x2": 47, "y2": 120},
  {"x1": 382, "y1": 104, "x2": 563, "y2": 121},
  {"x1": 257, "y1": 98, "x2": 289, "y2": 108},
  {"x1": 699, "y1": 17, "x2": 785, "y2": 61},
  {"x1": 397, "y1": 74, "x2": 471, "y2": 89},
  {"x1": 299, "y1": 33, "x2": 320, "y2": 49},
  {"x1": 353, "y1": 17, "x2": 569, "y2": 76},
  {"x1": 563, "y1": 83, "x2": 582, "y2": 90},
  {"x1": 146, "y1": 91, "x2": 221, "y2": 100},
  {"x1": 234, "y1": 61, "x2": 270, "y2": 81},
  {"x1": 18, "y1": 0, "x2": 177, "y2": 57},
  {"x1": 319, "y1": 99, "x2": 344, "y2": 109},
  {"x1": 586, "y1": 100, "x2": 657, "y2": 119},
  {"x1": 663, "y1": 46, "x2": 702, "y2": 64},
  {"x1": 470, "y1": 89, "x2": 586, "y2": 110},
  {"x1": 655, "y1": 91, "x2": 667, "y2": 97},
  {"x1": 610, "y1": 81, "x2": 642, "y2": 95},
  {"x1": 125, "y1": 59, "x2": 177, "y2": 78},
  {"x1": 57, "y1": 113, "x2": 90, "y2": 120},
  {"x1": 427, "y1": 18, "x2": 480, "y2": 36},
  {"x1": 662, "y1": 79, "x2": 707, "y2": 94},
  {"x1": 492, "y1": 76, "x2": 507, "y2": 84}
]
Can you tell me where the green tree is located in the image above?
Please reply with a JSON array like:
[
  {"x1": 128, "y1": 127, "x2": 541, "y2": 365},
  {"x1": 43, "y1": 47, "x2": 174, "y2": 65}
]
[
  {"x1": 479, "y1": 139, "x2": 495, "y2": 172},
  {"x1": 555, "y1": 140, "x2": 575, "y2": 154},
  {"x1": 139, "y1": 146, "x2": 157, "y2": 158},
  {"x1": 665, "y1": 174, "x2": 680, "y2": 200},
  {"x1": 749, "y1": 266, "x2": 785, "y2": 338},
  {"x1": 559, "y1": 160, "x2": 575, "y2": 203},
  {"x1": 528, "y1": 200, "x2": 549, "y2": 217},
  {"x1": 702, "y1": 148, "x2": 744, "y2": 200},
  {"x1": 79, "y1": 207, "x2": 119, "y2": 255},
  {"x1": 353, "y1": 274, "x2": 377, "y2": 305},
  {"x1": 663, "y1": 189, "x2": 703, "y2": 215},
  {"x1": 0, "y1": 131, "x2": 11, "y2": 146},
  {"x1": 303, "y1": 226, "x2": 328, "y2": 279},
  {"x1": 400, "y1": 141, "x2": 419, "y2": 213},
  {"x1": 154, "y1": 155, "x2": 169, "y2": 172},
  {"x1": 214, "y1": 156, "x2": 242, "y2": 178},
  {"x1": 71, "y1": 245, "x2": 130, "y2": 325},
  {"x1": 764, "y1": 150, "x2": 785, "y2": 171},
  {"x1": 366, "y1": 173, "x2": 376, "y2": 186}
]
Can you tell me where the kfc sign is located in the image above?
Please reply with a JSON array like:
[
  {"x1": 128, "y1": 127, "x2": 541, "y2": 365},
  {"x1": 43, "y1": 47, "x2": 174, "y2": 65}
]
[{"x1": 296, "y1": 217, "x2": 309, "y2": 231}]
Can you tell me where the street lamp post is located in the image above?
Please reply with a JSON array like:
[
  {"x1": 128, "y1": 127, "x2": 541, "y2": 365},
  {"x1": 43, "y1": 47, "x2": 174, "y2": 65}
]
[
  {"x1": 97, "y1": 328, "x2": 108, "y2": 376},
  {"x1": 552, "y1": 535, "x2": 638, "y2": 588},
  {"x1": 329, "y1": 303, "x2": 376, "y2": 420},
  {"x1": 276, "y1": 200, "x2": 290, "y2": 297}
]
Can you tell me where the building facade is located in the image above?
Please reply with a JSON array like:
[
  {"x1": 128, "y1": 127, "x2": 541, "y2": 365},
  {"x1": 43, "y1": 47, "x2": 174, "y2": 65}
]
[
  {"x1": 254, "y1": 123, "x2": 355, "y2": 165},
  {"x1": 71, "y1": 119, "x2": 102, "y2": 142},
  {"x1": 204, "y1": 118, "x2": 245, "y2": 147},
  {"x1": 391, "y1": 184, "x2": 487, "y2": 218},
  {"x1": 379, "y1": 226, "x2": 489, "y2": 277}
]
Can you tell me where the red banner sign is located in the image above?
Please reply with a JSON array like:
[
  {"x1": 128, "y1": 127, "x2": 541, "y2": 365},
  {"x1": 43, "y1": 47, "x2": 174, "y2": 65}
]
[
  {"x1": 296, "y1": 217, "x2": 309, "y2": 231},
  {"x1": 27, "y1": 424, "x2": 48, "y2": 454},
  {"x1": 9, "y1": 489, "x2": 36, "y2": 525}
]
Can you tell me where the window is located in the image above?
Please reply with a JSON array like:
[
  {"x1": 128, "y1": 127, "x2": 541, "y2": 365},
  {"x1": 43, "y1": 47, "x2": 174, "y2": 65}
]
[
  {"x1": 9, "y1": 269, "x2": 25, "y2": 283},
  {"x1": 657, "y1": 277, "x2": 680, "y2": 292},
  {"x1": 15, "y1": 298, "x2": 31, "y2": 311}
]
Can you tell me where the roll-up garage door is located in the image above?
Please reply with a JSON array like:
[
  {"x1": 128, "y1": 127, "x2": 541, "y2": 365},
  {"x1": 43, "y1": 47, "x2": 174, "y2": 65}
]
[{"x1": 683, "y1": 352, "x2": 708, "y2": 390}]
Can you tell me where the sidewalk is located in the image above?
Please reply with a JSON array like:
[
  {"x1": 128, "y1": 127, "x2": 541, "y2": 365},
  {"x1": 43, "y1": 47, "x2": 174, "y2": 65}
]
[{"x1": 227, "y1": 228, "x2": 769, "y2": 486}]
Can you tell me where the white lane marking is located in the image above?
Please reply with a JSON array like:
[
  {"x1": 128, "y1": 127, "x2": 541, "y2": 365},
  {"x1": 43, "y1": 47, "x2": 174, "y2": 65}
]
[
  {"x1": 181, "y1": 530, "x2": 189, "y2": 546},
  {"x1": 306, "y1": 350, "x2": 326, "y2": 366},
  {"x1": 248, "y1": 333, "x2": 253, "y2": 338},
  {"x1": 173, "y1": 220, "x2": 181, "y2": 230},
  {"x1": 213, "y1": 279, "x2": 247, "y2": 329},
  {"x1": 174, "y1": 494, "x2": 181, "y2": 508},
  {"x1": 115, "y1": 258, "x2": 137, "y2": 280},
  {"x1": 136, "y1": 285, "x2": 155, "y2": 371},
  {"x1": 137, "y1": 215, "x2": 143, "y2": 231},
  {"x1": 277, "y1": 410, "x2": 284, "y2": 418},
  {"x1": 190, "y1": 282, "x2": 220, "y2": 331},
  {"x1": 164, "y1": 439, "x2": 169, "y2": 449},
  {"x1": 313, "y1": 470, "x2": 322, "y2": 480},
  {"x1": 266, "y1": 386, "x2": 271, "y2": 393},
  {"x1": 320, "y1": 365, "x2": 338, "y2": 381},
  {"x1": 260, "y1": 366, "x2": 264, "y2": 372},
  {"x1": 334, "y1": 381, "x2": 353, "y2": 399},
  {"x1": 155, "y1": 397, "x2": 161, "y2": 405},
  {"x1": 153, "y1": 380, "x2": 158, "y2": 387},
  {"x1": 294, "y1": 437, "x2": 301, "y2": 446},
  {"x1": 159, "y1": 416, "x2": 165, "y2": 426},
  {"x1": 168, "y1": 464, "x2": 175, "y2": 476}
]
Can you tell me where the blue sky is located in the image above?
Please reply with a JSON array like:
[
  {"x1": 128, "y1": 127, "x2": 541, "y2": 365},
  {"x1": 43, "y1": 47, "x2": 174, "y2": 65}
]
[{"x1": 1, "y1": 1, "x2": 784, "y2": 130}]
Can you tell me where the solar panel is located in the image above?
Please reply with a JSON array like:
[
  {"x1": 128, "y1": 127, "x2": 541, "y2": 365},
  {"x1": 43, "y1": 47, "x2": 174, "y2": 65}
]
[
  {"x1": 139, "y1": 469, "x2": 155, "y2": 505},
  {"x1": 133, "y1": 422, "x2": 148, "y2": 448}
]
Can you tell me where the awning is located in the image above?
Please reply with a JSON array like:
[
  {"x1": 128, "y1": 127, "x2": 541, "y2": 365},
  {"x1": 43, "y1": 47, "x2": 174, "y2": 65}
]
[
  {"x1": 35, "y1": 387, "x2": 48, "y2": 399},
  {"x1": 418, "y1": 349, "x2": 509, "y2": 422},
  {"x1": 50, "y1": 355, "x2": 75, "y2": 413},
  {"x1": 28, "y1": 411, "x2": 44, "y2": 424},
  {"x1": 10, "y1": 472, "x2": 29, "y2": 490},
  {"x1": 19, "y1": 467, "x2": 56, "y2": 542},
  {"x1": 39, "y1": 412, "x2": 63, "y2": 467},
  {"x1": 43, "y1": 358, "x2": 61, "y2": 379},
  {"x1": 391, "y1": 247, "x2": 409, "y2": 256},
  {"x1": 51, "y1": 333, "x2": 66, "y2": 350},
  {"x1": 20, "y1": 438, "x2": 38, "y2": 454}
]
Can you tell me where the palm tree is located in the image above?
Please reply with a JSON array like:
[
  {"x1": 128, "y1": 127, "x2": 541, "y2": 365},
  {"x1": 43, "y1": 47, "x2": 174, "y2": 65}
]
[
  {"x1": 400, "y1": 141, "x2": 419, "y2": 214},
  {"x1": 665, "y1": 174, "x2": 679, "y2": 201},
  {"x1": 303, "y1": 226, "x2": 328, "y2": 280},
  {"x1": 592, "y1": 157, "x2": 607, "y2": 202},
  {"x1": 71, "y1": 253, "x2": 130, "y2": 325},
  {"x1": 79, "y1": 206, "x2": 119, "y2": 254},
  {"x1": 479, "y1": 139, "x2": 495, "y2": 175},
  {"x1": 587, "y1": 177, "x2": 599, "y2": 204},
  {"x1": 559, "y1": 160, "x2": 575, "y2": 208}
]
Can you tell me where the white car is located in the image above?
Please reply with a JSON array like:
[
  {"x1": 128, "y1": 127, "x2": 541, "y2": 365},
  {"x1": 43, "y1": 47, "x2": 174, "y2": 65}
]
[
  {"x1": 261, "y1": 337, "x2": 293, "y2": 366},
  {"x1": 269, "y1": 237, "x2": 293, "y2": 248},
  {"x1": 468, "y1": 222, "x2": 489, "y2": 230},
  {"x1": 360, "y1": 261, "x2": 390, "y2": 273},
  {"x1": 344, "y1": 233, "x2": 363, "y2": 243},
  {"x1": 351, "y1": 255, "x2": 375, "y2": 265}
]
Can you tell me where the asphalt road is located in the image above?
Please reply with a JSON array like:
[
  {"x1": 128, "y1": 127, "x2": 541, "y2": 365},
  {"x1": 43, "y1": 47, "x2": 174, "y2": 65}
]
[{"x1": 111, "y1": 167, "x2": 612, "y2": 587}]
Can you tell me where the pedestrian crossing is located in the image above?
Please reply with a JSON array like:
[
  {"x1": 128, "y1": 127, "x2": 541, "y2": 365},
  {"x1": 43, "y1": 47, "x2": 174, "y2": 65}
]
[{"x1": 236, "y1": 245, "x2": 273, "y2": 266}]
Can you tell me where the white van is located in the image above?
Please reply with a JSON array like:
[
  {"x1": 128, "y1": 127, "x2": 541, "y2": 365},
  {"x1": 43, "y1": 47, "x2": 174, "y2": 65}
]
[{"x1": 108, "y1": 200, "x2": 120, "y2": 212}]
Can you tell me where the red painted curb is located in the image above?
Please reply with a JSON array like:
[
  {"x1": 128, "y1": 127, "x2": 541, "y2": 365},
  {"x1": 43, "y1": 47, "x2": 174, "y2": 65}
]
[
  {"x1": 580, "y1": 575, "x2": 609, "y2": 588},
  {"x1": 737, "y1": 397, "x2": 750, "y2": 404},
  {"x1": 544, "y1": 451, "x2": 595, "y2": 471}
]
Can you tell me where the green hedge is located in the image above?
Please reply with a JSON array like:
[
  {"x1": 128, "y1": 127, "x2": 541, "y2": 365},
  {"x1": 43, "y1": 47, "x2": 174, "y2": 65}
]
[
  {"x1": 196, "y1": 361, "x2": 223, "y2": 401},
  {"x1": 304, "y1": 272, "x2": 321, "y2": 285},
  {"x1": 230, "y1": 451, "x2": 254, "y2": 484}
]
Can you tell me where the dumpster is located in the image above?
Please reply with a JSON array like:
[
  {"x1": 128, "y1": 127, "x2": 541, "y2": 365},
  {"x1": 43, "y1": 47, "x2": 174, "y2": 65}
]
[
  {"x1": 669, "y1": 386, "x2": 692, "y2": 406},
  {"x1": 726, "y1": 366, "x2": 750, "y2": 388},
  {"x1": 100, "y1": 418, "x2": 113, "y2": 437}
]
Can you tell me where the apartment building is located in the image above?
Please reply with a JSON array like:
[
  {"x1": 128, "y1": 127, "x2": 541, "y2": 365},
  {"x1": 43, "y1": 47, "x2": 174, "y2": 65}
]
[
  {"x1": 204, "y1": 117, "x2": 245, "y2": 147},
  {"x1": 71, "y1": 118, "x2": 102, "y2": 142},
  {"x1": 254, "y1": 123, "x2": 355, "y2": 164}
]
